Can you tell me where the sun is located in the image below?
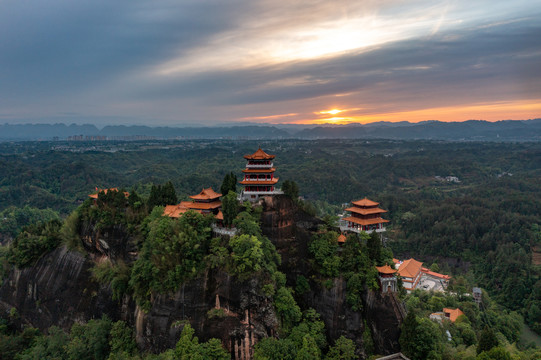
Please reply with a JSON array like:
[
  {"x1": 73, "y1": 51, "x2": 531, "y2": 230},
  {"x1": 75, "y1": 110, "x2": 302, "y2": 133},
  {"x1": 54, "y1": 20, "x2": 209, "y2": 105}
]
[{"x1": 319, "y1": 109, "x2": 343, "y2": 115}]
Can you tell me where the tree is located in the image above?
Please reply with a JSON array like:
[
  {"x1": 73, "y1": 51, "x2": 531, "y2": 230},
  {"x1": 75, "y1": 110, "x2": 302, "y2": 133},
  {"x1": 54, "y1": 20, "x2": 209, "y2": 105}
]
[
  {"x1": 367, "y1": 232, "x2": 382, "y2": 265},
  {"x1": 400, "y1": 312, "x2": 442, "y2": 360},
  {"x1": 229, "y1": 234, "x2": 264, "y2": 277},
  {"x1": 220, "y1": 172, "x2": 237, "y2": 195},
  {"x1": 221, "y1": 191, "x2": 238, "y2": 227},
  {"x1": 295, "y1": 335, "x2": 320, "y2": 360},
  {"x1": 477, "y1": 326, "x2": 498, "y2": 354},
  {"x1": 282, "y1": 180, "x2": 299, "y2": 200},
  {"x1": 175, "y1": 324, "x2": 228, "y2": 360},
  {"x1": 325, "y1": 336, "x2": 356, "y2": 360},
  {"x1": 274, "y1": 287, "x2": 302, "y2": 332}
]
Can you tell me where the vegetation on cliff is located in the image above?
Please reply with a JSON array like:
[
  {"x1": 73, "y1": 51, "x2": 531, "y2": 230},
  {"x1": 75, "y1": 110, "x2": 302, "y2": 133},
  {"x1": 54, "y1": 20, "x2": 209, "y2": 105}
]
[{"x1": 0, "y1": 139, "x2": 540, "y2": 358}]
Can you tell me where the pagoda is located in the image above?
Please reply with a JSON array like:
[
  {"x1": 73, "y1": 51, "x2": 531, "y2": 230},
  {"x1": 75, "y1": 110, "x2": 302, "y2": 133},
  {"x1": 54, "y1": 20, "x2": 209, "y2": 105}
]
[
  {"x1": 163, "y1": 187, "x2": 222, "y2": 218},
  {"x1": 239, "y1": 147, "x2": 280, "y2": 201},
  {"x1": 339, "y1": 197, "x2": 389, "y2": 234}
]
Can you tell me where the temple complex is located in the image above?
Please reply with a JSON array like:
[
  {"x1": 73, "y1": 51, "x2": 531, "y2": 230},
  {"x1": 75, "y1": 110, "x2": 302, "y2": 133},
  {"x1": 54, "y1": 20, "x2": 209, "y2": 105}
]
[
  {"x1": 163, "y1": 187, "x2": 223, "y2": 220},
  {"x1": 339, "y1": 197, "x2": 389, "y2": 234},
  {"x1": 239, "y1": 148, "x2": 280, "y2": 201}
]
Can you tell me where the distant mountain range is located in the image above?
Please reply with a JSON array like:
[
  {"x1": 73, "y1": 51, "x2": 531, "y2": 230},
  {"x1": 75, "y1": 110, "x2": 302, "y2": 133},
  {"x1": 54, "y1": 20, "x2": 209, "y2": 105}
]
[{"x1": 1, "y1": 119, "x2": 540, "y2": 141}]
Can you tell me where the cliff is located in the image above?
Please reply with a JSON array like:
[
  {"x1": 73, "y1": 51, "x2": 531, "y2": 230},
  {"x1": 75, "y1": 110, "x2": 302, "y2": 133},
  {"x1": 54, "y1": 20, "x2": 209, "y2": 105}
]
[
  {"x1": 0, "y1": 195, "x2": 404, "y2": 358},
  {"x1": 260, "y1": 195, "x2": 403, "y2": 356}
]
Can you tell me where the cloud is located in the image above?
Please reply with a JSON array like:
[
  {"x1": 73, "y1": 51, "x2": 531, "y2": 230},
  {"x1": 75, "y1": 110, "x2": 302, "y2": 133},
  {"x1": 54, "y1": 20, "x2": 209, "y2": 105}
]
[{"x1": 0, "y1": 0, "x2": 540, "y2": 124}]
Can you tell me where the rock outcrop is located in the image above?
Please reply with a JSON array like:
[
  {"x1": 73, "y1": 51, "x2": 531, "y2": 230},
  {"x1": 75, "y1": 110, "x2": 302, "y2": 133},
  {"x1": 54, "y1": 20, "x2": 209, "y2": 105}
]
[{"x1": 0, "y1": 194, "x2": 404, "y2": 359}]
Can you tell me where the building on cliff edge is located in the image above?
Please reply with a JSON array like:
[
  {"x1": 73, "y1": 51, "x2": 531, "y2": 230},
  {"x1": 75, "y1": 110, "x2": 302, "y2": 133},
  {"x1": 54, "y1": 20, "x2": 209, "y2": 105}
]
[
  {"x1": 339, "y1": 197, "x2": 389, "y2": 234},
  {"x1": 239, "y1": 147, "x2": 283, "y2": 201}
]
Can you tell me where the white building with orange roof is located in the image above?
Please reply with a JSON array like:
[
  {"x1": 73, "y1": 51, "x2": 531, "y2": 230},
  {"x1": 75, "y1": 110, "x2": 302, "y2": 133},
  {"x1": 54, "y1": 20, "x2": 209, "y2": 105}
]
[
  {"x1": 397, "y1": 258, "x2": 423, "y2": 293},
  {"x1": 339, "y1": 197, "x2": 389, "y2": 234},
  {"x1": 239, "y1": 148, "x2": 282, "y2": 201}
]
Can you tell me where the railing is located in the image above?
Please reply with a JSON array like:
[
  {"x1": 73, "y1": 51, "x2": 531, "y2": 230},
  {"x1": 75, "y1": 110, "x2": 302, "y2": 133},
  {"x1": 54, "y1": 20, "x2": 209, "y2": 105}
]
[
  {"x1": 246, "y1": 163, "x2": 273, "y2": 168},
  {"x1": 243, "y1": 178, "x2": 273, "y2": 181},
  {"x1": 338, "y1": 220, "x2": 385, "y2": 234},
  {"x1": 211, "y1": 224, "x2": 237, "y2": 237}
]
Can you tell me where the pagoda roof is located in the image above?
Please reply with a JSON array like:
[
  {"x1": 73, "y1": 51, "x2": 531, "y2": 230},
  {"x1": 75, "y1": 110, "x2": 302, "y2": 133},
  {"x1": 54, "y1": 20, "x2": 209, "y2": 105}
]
[
  {"x1": 89, "y1": 188, "x2": 129, "y2": 199},
  {"x1": 189, "y1": 187, "x2": 222, "y2": 200},
  {"x1": 376, "y1": 265, "x2": 397, "y2": 274},
  {"x1": 180, "y1": 200, "x2": 222, "y2": 210},
  {"x1": 351, "y1": 198, "x2": 380, "y2": 207},
  {"x1": 345, "y1": 206, "x2": 387, "y2": 215},
  {"x1": 443, "y1": 308, "x2": 464, "y2": 322},
  {"x1": 242, "y1": 168, "x2": 276, "y2": 173},
  {"x1": 163, "y1": 204, "x2": 189, "y2": 218},
  {"x1": 337, "y1": 234, "x2": 347, "y2": 243},
  {"x1": 244, "y1": 148, "x2": 275, "y2": 160},
  {"x1": 397, "y1": 258, "x2": 423, "y2": 278},
  {"x1": 240, "y1": 178, "x2": 279, "y2": 185},
  {"x1": 343, "y1": 216, "x2": 389, "y2": 226}
]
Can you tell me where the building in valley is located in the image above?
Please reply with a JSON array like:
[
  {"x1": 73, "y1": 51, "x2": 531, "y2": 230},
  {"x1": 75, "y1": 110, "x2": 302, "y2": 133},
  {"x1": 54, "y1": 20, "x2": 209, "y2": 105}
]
[
  {"x1": 339, "y1": 197, "x2": 389, "y2": 234},
  {"x1": 239, "y1": 148, "x2": 281, "y2": 201}
]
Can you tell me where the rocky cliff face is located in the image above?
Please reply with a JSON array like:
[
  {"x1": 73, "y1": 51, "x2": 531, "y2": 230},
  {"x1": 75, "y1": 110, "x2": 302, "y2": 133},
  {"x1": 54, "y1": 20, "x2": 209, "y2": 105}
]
[
  {"x1": 0, "y1": 195, "x2": 403, "y2": 359},
  {"x1": 260, "y1": 195, "x2": 403, "y2": 356},
  {"x1": 0, "y1": 246, "x2": 119, "y2": 330}
]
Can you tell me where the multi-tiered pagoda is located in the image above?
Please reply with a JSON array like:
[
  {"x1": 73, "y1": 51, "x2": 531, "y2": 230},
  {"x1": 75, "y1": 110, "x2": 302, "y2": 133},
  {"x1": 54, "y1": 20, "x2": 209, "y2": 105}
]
[
  {"x1": 339, "y1": 197, "x2": 389, "y2": 234},
  {"x1": 239, "y1": 148, "x2": 279, "y2": 201}
]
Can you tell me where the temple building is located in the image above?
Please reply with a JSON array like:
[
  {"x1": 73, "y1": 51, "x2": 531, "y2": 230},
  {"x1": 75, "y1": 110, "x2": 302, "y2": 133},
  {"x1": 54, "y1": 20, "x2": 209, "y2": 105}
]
[
  {"x1": 339, "y1": 197, "x2": 389, "y2": 234},
  {"x1": 239, "y1": 148, "x2": 280, "y2": 201},
  {"x1": 164, "y1": 187, "x2": 222, "y2": 219},
  {"x1": 376, "y1": 265, "x2": 398, "y2": 293},
  {"x1": 396, "y1": 258, "x2": 423, "y2": 293}
]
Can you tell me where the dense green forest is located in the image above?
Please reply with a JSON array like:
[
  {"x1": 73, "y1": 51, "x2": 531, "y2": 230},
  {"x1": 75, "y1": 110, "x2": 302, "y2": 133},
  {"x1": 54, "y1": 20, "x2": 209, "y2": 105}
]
[{"x1": 0, "y1": 139, "x2": 540, "y2": 359}]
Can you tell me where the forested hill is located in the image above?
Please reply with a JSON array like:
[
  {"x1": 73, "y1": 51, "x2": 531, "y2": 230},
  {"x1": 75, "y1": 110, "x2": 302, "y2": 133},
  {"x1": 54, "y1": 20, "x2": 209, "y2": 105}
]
[{"x1": 1, "y1": 119, "x2": 541, "y2": 141}]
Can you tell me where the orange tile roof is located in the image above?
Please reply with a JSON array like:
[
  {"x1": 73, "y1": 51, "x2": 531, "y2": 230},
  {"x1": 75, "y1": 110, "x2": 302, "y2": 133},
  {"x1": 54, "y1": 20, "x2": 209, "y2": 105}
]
[
  {"x1": 343, "y1": 216, "x2": 389, "y2": 226},
  {"x1": 240, "y1": 178, "x2": 279, "y2": 185},
  {"x1": 180, "y1": 200, "x2": 222, "y2": 210},
  {"x1": 393, "y1": 258, "x2": 400, "y2": 264},
  {"x1": 443, "y1": 308, "x2": 464, "y2": 322},
  {"x1": 242, "y1": 168, "x2": 276, "y2": 173},
  {"x1": 337, "y1": 234, "x2": 347, "y2": 243},
  {"x1": 351, "y1": 198, "x2": 379, "y2": 207},
  {"x1": 163, "y1": 204, "x2": 190, "y2": 218},
  {"x1": 189, "y1": 187, "x2": 222, "y2": 200},
  {"x1": 215, "y1": 210, "x2": 224, "y2": 221},
  {"x1": 376, "y1": 265, "x2": 397, "y2": 274},
  {"x1": 89, "y1": 188, "x2": 129, "y2": 199},
  {"x1": 421, "y1": 268, "x2": 451, "y2": 280},
  {"x1": 345, "y1": 206, "x2": 388, "y2": 215},
  {"x1": 397, "y1": 258, "x2": 423, "y2": 278},
  {"x1": 244, "y1": 147, "x2": 275, "y2": 160}
]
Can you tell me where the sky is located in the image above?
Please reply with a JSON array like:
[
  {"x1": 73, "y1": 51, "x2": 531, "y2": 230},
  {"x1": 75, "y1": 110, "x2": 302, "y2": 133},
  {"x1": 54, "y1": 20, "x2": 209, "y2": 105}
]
[{"x1": 1, "y1": 0, "x2": 540, "y2": 126}]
